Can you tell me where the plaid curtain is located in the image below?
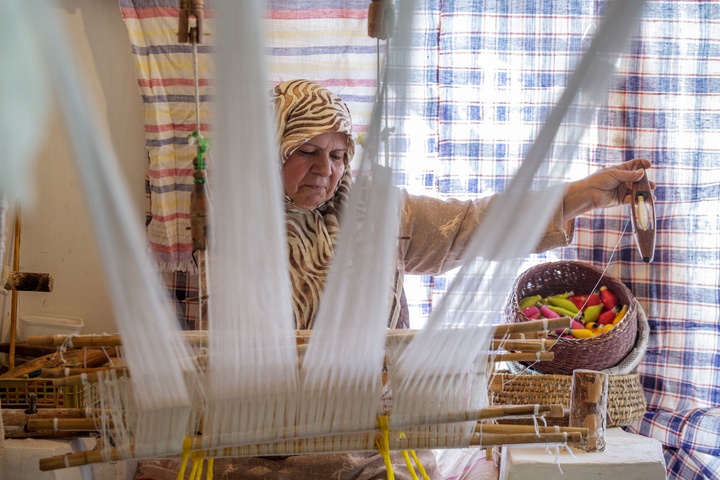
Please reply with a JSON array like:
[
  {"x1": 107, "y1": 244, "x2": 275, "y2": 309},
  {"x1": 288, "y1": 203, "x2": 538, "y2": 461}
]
[
  {"x1": 399, "y1": 1, "x2": 720, "y2": 478},
  {"x1": 119, "y1": 1, "x2": 719, "y2": 477}
]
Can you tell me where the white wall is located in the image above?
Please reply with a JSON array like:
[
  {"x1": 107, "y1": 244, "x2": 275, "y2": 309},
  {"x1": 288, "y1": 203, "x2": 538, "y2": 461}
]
[{"x1": 1, "y1": 0, "x2": 147, "y2": 341}]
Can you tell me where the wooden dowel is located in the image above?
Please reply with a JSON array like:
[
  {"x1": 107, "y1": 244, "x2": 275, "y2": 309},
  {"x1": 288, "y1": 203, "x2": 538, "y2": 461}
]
[
  {"x1": 2, "y1": 408, "x2": 91, "y2": 439},
  {"x1": 0, "y1": 342, "x2": 57, "y2": 357},
  {"x1": 30, "y1": 320, "x2": 566, "y2": 350},
  {"x1": 27, "y1": 418, "x2": 113, "y2": 432},
  {"x1": 39, "y1": 427, "x2": 581, "y2": 472},
  {"x1": 27, "y1": 334, "x2": 122, "y2": 348},
  {"x1": 492, "y1": 317, "x2": 571, "y2": 337},
  {"x1": 41, "y1": 366, "x2": 127, "y2": 378},
  {"x1": 502, "y1": 331, "x2": 548, "y2": 340},
  {"x1": 0, "y1": 348, "x2": 117, "y2": 380},
  {"x1": 8, "y1": 204, "x2": 21, "y2": 370},
  {"x1": 477, "y1": 404, "x2": 564, "y2": 420},
  {"x1": 51, "y1": 368, "x2": 128, "y2": 387},
  {"x1": 491, "y1": 339, "x2": 556, "y2": 351},
  {"x1": 22, "y1": 403, "x2": 565, "y2": 443},
  {"x1": 40, "y1": 447, "x2": 129, "y2": 471},
  {"x1": 473, "y1": 431, "x2": 582, "y2": 447},
  {"x1": 477, "y1": 424, "x2": 588, "y2": 436},
  {"x1": 490, "y1": 352, "x2": 554, "y2": 363}
]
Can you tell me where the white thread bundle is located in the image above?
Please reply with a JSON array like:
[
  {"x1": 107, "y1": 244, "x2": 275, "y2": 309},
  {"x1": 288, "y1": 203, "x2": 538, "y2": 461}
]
[
  {"x1": 24, "y1": 0, "x2": 197, "y2": 458},
  {"x1": 201, "y1": 0, "x2": 298, "y2": 450},
  {"x1": 299, "y1": 162, "x2": 399, "y2": 448}
]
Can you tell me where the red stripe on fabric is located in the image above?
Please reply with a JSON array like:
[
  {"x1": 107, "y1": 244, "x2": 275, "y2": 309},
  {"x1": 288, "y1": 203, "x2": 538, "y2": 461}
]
[
  {"x1": 148, "y1": 241, "x2": 194, "y2": 254},
  {"x1": 148, "y1": 168, "x2": 195, "y2": 178},
  {"x1": 321, "y1": 79, "x2": 377, "y2": 87},
  {"x1": 151, "y1": 212, "x2": 191, "y2": 222},
  {"x1": 145, "y1": 123, "x2": 212, "y2": 133},
  {"x1": 267, "y1": 9, "x2": 367, "y2": 20},
  {"x1": 139, "y1": 78, "x2": 213, "y2": 88}
]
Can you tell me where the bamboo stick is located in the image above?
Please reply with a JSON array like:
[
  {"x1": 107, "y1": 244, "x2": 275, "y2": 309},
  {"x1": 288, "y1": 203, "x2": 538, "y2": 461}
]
[
  {"x1": 29, "y1": 350, "x2": 551, "y2": 389},
  {"x1": 476, "y1": 404, "x2": 563, "y2": 420},
  {"x1": 32, "y1": 401, "x2": 566, "y2": 471},
  {"x1": 39, "y1": 427, "x2": 581, "y2": 472},
  {"x1": 23, "y1": 403, "x2": 565, "y2": 450},
  {"x1": 489, "y1": 352, "x2": 554, "y2": 363},
  {"x1": 25, "y1": 403, "x2": 564, "y2": 436},
  {"x1": 40, "y1": 366, "x2": 127, "y2": 378},
  {"x1": 28, "y1": 319, "x2": 569, "y2": 349},
  {"x1": 490, "y1": 338, "x2": 556, "y2": 351},
  {"x1": 27, "y1": 334, "x2": 122, "y2": 348},
  {"x1": 491, "y1": 317, "x2": 570, "y2": 337},
  {"x1": 2, "y1": 408, "x2": 91, "y2": 439},
  {"x1": 502, "y1": 331, "x2": 547, "y2": 340},
  {"x1": 471, "y1": 431, "x2": 582, "y2": 447},
  {"x1": 27, "y1": 418, "x2": 113, "y2": 432},
  {"x1": 477, "y1": 423, "x2": 588, "y2": 436},
  {"x1": 51, "y1": 368, "x2": 128, "y2": 387},
  {"x1": 8, "y1": 204, "x2": 21, "y2": 370}
]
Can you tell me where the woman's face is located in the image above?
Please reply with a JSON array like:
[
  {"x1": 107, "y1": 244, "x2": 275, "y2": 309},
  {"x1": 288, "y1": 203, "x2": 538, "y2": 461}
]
[{"x1": 282, "y1": 132, "x2": 348, "y2": 209}]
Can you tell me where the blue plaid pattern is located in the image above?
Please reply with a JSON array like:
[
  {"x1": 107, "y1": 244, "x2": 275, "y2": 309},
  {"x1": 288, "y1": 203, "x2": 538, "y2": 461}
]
[{"x1": 394, "y1": 2, "x2": 720, "y2": 479}]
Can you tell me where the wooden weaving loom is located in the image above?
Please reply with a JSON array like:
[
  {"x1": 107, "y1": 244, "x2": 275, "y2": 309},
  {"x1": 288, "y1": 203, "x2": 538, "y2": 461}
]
[
  {"x1": 1, "y1": 317, "x2": 592, "y2": 472},
  {"x1": 0, "y1": 0, "x2": 649, "y2": 474}
]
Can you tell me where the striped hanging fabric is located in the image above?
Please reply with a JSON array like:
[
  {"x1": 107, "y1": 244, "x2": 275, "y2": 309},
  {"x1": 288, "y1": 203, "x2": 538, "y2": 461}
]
[{"x1": 119, "y1": 0, "x2": 214, "y2": 274}]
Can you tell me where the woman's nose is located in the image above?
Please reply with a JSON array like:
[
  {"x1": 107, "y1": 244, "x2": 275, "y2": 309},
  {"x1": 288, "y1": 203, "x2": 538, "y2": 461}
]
[{"x1": 311, "y1": 154, "x2": 333, "y2": 176}]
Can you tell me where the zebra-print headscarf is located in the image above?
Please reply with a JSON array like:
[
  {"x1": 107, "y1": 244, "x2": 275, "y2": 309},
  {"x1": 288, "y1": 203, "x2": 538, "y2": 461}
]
[{"x1": 271, "y1": 79, "x2": 355, "y2": 329}]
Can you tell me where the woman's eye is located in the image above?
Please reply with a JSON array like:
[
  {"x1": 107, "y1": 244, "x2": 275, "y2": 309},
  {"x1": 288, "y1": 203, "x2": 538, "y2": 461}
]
[{"x1": 330, "y1": 154, "x2": 343, "y2": 162}]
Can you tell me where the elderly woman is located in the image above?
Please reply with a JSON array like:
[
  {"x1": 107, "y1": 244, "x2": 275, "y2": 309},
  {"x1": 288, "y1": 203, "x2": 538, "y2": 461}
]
[
  {"x1": 274, "y1": 78, "x2": 651, "y2": 331},
  {"x1": 136, "y1": 79, "x2": 652, "y2": 480}
]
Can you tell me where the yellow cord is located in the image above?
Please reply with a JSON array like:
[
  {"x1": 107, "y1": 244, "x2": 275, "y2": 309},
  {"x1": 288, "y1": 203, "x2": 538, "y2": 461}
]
[
  {"x1": 400, "y1": 450, "x2": 419, "y2": 480},
  {"x1": 190, "y1": 448, "x2": 205, "y2": 480},
  {"x1": 410, "y1": 450, "x2": 431, "y2": 480},
  {"x1": 188, "y1": 457, "x2": 200, "y2": 480},
  {"x1": 205, "y1": 458, "x2": 215, "y2": 480},
  {"x1": 399, "y1": 432, "x2": 430, "y2": 480},
  {"x1": 375, "y1": 415, "x2": 395, "y2": 480},
  {"x1": 176, "y1": 437, "x2": 193, "y2": 480}
]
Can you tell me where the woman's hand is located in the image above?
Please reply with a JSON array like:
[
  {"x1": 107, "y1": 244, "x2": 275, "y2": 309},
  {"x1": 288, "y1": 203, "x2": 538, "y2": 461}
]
[{"x1": 563, "y1": 158, "x2": 655, "y2": 222}]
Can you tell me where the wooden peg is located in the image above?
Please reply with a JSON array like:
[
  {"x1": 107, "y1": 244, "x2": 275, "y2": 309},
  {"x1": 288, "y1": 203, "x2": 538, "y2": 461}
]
[
  {"x1": 178, "y1": 0, "x2": 205, "y2": 44},
  {"x1": 368, "y1": 0, "x2": 395, "y2": 40},
  {"x1": 569, "y1": 369, "x2": 609, "y2": 452},
  {"x1": 190, "y1": 160, "x2": 210, "y2": 252}
]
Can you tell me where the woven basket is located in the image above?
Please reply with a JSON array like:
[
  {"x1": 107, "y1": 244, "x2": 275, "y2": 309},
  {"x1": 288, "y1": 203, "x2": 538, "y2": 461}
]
[
  {"x1": 505, "y1": 261, "x2": 638, "y2": 375},
  {"x1": 490, "y1": 371, "x2": 647, "y2": 427}
]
